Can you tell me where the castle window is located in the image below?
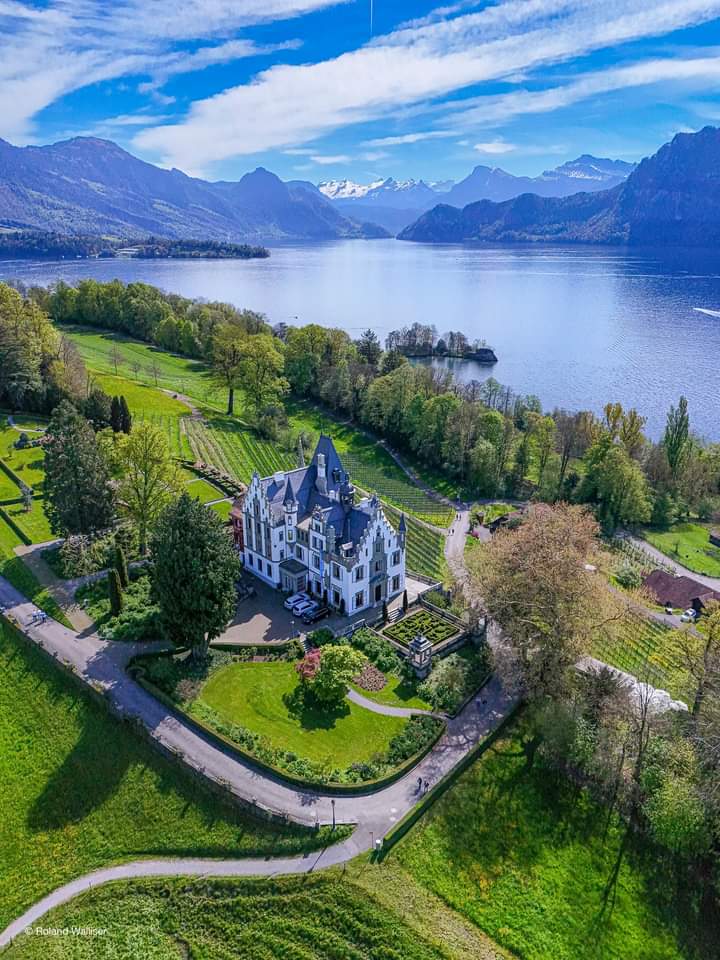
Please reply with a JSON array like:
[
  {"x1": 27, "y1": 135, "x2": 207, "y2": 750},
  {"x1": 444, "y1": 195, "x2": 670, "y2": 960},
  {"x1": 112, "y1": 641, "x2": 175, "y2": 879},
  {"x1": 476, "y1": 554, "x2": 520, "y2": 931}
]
[
  {"x1": 354, "y1": 590, "x2": 364, "y2": 609},
  {"x1": 354, "y1": 565, "x2": 364, "y2": 581},
  {"x1": 392, "y1": 575, "x2": 400, "y2": 591},
  {"x1": 392, "y1": 550, "x2": 401, "y2": 566}
]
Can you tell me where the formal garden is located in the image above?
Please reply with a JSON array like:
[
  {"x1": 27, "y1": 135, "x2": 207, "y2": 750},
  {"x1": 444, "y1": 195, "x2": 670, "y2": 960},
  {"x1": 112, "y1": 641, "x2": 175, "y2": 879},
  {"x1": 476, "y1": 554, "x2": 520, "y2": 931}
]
[
  {"x1": 384, "y1": 608, "x2": 460, "y2": 646},
  {"x1": 139, "y1": 643, "x2": 444, "y2": 786}
]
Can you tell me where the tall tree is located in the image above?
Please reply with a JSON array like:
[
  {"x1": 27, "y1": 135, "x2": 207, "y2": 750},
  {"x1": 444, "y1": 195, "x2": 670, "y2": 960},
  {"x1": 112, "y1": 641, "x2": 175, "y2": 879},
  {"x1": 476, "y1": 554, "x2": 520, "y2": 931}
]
[
  {"x1": 44, "y1": 401, "x2": 115, "y2": 536},
  {"x1": 119, "y1": 395, "x2": 132, "y2": 434},
  {"x1": 663, "y1": 396, "x2": 690, "y2": 483},
  {"x1": 236, "y1": 333, "x2": 288, "y2": 415},
  {"x1": 210, "y1": 324, "x2": 246, "y2": 415},
  {"x1": 151, "y1": 493, "x2": 241, "y2": 660},
  {"x1": 356, "y1": 328, "x2": 382, "y2": 365},
  {"x1": 467, "y1": 503, "x2": 622, "y2": 704},
  {"x1": 116, "y1": 422, "x2": 182, "y2": 554},
  {"x1": 110, "y1": 396, "x2": 123, "y2": 433}
]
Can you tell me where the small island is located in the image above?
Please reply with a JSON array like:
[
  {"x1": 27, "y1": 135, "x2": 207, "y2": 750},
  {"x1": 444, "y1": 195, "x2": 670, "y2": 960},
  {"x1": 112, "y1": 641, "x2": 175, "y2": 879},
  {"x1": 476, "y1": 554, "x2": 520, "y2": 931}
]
[
  {"x1": 386, "y1": 322, "x2": 497, "y2": 363},
  {"x1": 0, "y1": 230, "x2": 270, "y2": 261}
]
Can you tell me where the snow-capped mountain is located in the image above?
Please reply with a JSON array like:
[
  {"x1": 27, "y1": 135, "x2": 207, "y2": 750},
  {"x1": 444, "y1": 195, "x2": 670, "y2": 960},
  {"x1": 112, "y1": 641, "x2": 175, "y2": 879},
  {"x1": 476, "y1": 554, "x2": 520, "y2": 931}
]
[
  {"x1": 319, "y1": 177, "x2": 439, "y2": 208},
  {"x1": 540, "y1": 155, "x2": 636, "y2": 184}
]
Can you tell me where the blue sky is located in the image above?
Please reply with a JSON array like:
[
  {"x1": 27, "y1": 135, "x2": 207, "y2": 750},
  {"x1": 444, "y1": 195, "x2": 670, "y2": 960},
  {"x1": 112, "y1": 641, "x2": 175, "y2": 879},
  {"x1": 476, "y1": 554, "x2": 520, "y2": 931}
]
[{"x1": 4, "y1": 1, "x2": 720, "y2": 184}]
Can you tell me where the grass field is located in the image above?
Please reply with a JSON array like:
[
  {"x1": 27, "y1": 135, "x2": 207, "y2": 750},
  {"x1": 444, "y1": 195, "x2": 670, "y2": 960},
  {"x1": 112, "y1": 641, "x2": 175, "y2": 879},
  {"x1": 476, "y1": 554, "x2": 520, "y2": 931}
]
[
  {"x1": 394, "y1": 723, "x2": 716, "y2": 960},
  {"x1": 642, "y1": 523, "x2": 720, "y2": 578},
  {"x1": 185, "y1": 476, "x2": 226, "y2": 504},
  {"x1": 2, "y1": 874, "x2": 448, "y2": 960},
  {"x1": 61, "y1": 325, "x2": 226, "y2": 408},
  {"x1": 2, "y1": 498, "x2": 54, "y2": 543},
  {"x1": 594, "y1": 612, "x2": 693, "y2": 704},
  {"x1": 197, "y1": 660, "x2": 408, "y2": 767},
  {"x1": 0, "y1": 622, "x2": 338, "y2": 932}
]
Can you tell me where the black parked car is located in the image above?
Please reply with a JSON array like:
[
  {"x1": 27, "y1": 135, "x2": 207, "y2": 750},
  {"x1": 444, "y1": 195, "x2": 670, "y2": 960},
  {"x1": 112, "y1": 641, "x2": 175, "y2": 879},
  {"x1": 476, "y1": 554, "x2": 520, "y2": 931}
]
[{"x1": 301, "y1": 605, "x2": 330, "y2": 624}]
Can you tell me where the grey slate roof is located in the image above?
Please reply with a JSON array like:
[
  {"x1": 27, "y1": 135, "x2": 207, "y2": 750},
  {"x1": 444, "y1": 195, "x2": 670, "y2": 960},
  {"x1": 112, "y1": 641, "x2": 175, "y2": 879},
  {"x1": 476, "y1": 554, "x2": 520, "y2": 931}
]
[{"x1": 257, "y1": 435, "x2": 383, "y2": 548}]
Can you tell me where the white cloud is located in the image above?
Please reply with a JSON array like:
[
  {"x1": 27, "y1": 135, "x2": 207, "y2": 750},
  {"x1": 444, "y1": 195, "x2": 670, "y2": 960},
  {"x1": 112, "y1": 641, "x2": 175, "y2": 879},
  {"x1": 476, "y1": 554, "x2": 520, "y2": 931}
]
[
  {"x1": 135, "y1": 0, "x2": 720, "y2": 170},
  {"x1": 0, "y1": 0, "x2": 346, "y2": 140},
  {"x1": 474, "y1": 138, "x2": 516, "y2": 154},
  {"x1": 363, "y1": 130, "x2": 455, "y2": 146},
  {"x1": 448, "y1": 53, "x2": 720, "y2": 128},
  {"x1": 310, "y1": 153, "x2": 351, "y2": 164}
]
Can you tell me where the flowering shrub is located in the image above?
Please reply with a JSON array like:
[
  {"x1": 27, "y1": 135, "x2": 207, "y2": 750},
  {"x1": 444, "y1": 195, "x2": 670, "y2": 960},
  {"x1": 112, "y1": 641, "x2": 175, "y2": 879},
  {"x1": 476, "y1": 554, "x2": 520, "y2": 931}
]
[
  {"x1": 295, "y1": 648, "x2": 322, "y2": 683},
  {"x1": 354, "y1": 662, "x2": 387, "y2": 692}
]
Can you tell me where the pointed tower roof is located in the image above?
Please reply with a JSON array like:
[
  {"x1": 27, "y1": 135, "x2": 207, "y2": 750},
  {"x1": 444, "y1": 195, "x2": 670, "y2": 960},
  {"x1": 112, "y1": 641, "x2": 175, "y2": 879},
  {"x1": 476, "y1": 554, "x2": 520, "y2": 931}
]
[
  {"x1": 399, "y1": 512, "x2": 407, "y2": 532},
  {"x1": 283, "y1": 474, "x2": 296, "y2": 507}
]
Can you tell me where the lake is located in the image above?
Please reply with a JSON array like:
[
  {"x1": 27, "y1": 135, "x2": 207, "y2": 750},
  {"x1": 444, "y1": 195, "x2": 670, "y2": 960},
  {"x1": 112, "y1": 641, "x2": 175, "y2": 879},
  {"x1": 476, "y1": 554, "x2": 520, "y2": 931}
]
[{"x1": 2, "y1": 239, "x2": 720, "y2": 440}]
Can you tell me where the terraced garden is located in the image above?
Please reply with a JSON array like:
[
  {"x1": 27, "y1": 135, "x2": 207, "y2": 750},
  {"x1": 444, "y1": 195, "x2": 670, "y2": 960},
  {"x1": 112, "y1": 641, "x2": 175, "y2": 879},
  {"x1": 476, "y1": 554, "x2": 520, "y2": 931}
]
[
  {"x1": 384, "y1": 504, "x2": 447, "y2": 581},
  {"x1": 384, "y1": 609, "x2": 458, "y2": 646},
  {"x1": 594, "y1": 612, "x2": 693, "y2": 704},
  {"x1": 186, "y1": 416, "x2": 296, "y2": 482}
]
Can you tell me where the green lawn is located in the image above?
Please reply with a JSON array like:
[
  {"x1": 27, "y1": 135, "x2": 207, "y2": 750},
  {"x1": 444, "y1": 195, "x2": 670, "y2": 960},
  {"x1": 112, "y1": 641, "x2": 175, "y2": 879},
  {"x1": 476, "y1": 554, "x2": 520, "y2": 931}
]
[
  {"x1": 0, "y1": 418, "x2": 46, "y2": 490},
  {"x1": 0, "y1": 622, "x2": 338, "y2": 932},
  {"x1": 210, "y1": 499, "x2": 233, "y2": 521},
  {"x1": 3, "y1": 498, "x2": 54, "y2": 544},
  {"x1": 642, "y1": 524, "x2": 720, "y2": 578},
  {"x1": 351, "y1": 673, "x2": 431, "y2": 711},
  {"x1": 185, "y1": 476, "x2": 226, "y2": 504},
  {"x1": 60, "y1": 325, "x2": 225, "y2": 408},
  {"x1": 197, "y1": 660, "x2": 408, "y2": 767},
  {"x1": 394, "y1": 723, "x2": 716, "y2": 960},
  {"x1": 2, "y1": 875, "x2": 447, "y2": 960}
]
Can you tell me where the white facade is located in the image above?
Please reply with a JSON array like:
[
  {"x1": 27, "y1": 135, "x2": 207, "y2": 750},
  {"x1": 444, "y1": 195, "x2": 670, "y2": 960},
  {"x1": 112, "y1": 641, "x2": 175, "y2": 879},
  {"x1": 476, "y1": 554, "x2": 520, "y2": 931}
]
[{"x1": 242, "y1": 437, "x2": 406, "y2": 615}]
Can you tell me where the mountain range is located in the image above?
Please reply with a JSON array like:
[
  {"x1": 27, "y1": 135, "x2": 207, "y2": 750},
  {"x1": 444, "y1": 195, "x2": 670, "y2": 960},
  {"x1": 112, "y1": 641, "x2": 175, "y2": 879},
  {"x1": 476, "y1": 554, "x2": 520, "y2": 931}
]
[
  {"x1": 316, "y1": 157, "x2": 634, "y2": 233},
  {"x1": 0, "y1": 137, "x2": 388, "y2": 242},
  {"x1": 398, "y1": 127, "x2": 720, "y2": 246}
]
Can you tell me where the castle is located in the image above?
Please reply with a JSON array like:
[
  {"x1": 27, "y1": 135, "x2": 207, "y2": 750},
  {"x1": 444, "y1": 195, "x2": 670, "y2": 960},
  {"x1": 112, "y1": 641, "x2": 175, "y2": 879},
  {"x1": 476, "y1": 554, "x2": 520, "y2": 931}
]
[{"x1": 241, "y1": 436, "x2": 406, "y2": 614}]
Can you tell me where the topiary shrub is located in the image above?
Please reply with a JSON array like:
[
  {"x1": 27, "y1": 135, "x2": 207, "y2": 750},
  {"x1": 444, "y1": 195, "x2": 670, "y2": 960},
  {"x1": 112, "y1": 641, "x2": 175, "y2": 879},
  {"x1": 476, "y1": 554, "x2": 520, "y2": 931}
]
[{"x1": 108, "y1": 568, "x2": 124, "y2": 617}]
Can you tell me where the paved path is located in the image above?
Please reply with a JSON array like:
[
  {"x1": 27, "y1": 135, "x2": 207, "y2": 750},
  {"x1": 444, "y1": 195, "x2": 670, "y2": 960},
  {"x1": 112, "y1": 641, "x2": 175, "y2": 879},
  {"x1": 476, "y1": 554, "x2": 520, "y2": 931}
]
[
  {"x1": 445, "y1": 507, "x2": 471, "y2": 583},
  {"x1": 6, "y1": 415, "x2": 45, "y2": 434},
  {"x1": 346, "y1": 686, "x2": 439, "y2": 718},
  {"x1": 624, "y1": 533, "x2": 720, "y2": 592},
  {"x1": 0, "y1": 573, "x2": 514, "y2": 947}
]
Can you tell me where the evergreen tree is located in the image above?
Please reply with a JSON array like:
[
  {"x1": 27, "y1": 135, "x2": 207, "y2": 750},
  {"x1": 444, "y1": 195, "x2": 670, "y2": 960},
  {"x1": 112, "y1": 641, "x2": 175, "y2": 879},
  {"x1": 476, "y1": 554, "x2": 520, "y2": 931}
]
[
  {"x1": 356, "y1": 328, "x2": 382, "y2": 365},
  {"x1": 83, "y1": 387, "x2": 112, "y2": 431},
  {"x1": 108, "y1": 567, "x2": 124, "y2": 617},
  {"x1": 110, "y1": 396, "x2": 122, "y2": 433},
  {"x1": 119, "y1": 395, "x2": 132, "y2": 434},
  {"x1": 115, "y1": 543, "x2": 129, "y2": 589},
  {"x1": 151, "y1": 493, "x2": 241, "y2": 660},
  {"x1": 44, "y1": 401, "x2": 115, "y2": 536}
]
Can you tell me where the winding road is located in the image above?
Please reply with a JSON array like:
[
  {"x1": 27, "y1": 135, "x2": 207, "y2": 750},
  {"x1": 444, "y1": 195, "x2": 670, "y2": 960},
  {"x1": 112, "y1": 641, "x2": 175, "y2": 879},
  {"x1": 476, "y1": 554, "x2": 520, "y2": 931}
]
[{"x1": 0, "y1": 573, "x2": 514, "y2": 948}]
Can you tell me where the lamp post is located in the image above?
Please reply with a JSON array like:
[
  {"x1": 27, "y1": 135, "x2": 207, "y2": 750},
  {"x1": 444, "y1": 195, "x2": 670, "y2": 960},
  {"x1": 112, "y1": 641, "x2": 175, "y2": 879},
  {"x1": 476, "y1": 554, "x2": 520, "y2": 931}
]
[{"x1": 331, "y1": 798, "x2": 336, "y2": 831}]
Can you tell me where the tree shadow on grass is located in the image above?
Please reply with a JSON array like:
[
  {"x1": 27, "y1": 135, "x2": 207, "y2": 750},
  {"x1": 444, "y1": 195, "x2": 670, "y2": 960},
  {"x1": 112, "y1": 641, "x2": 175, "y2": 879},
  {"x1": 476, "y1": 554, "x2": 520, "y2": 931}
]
[
  {"x1": 26, "y1": 721, "x2": 132, "y2": 831},
  {"x1": 283, "y1": 685, "x2": 350, "y2": 731}
]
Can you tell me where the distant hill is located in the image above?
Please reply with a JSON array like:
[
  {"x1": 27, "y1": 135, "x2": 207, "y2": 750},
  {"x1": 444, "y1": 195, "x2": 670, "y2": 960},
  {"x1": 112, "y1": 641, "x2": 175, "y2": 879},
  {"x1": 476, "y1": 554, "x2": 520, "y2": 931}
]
[
  {"x1": 0, "y1": 137, "x2": 388, "y2": 242},
  {"x1": 316, "y1": 157, "x2": 634, "y2": 234},
  {"x1": 399, "y1": 127, "x2": 720, "y2": 246}
]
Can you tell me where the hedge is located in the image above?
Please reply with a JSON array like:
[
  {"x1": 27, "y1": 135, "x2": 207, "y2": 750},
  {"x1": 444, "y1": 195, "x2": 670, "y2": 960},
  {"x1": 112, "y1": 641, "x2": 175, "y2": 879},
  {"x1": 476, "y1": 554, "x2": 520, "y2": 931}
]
[{"x1": 0, "y1": 506, "x2": 32, "y2": 545}]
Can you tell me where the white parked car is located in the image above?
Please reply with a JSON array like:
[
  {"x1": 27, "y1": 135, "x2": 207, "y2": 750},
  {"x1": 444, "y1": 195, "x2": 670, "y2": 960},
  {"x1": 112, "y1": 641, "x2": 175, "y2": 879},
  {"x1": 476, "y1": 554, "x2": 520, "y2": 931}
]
[
  {"x1": 292, "y1": 599, "x2": 319, "y2": 616},
  {"x1": 284, "y1": 591, "x2": 310, "y2": 611},
  {"x1": 680, "y1": 608, "x2": 698, "y2": 623}
]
